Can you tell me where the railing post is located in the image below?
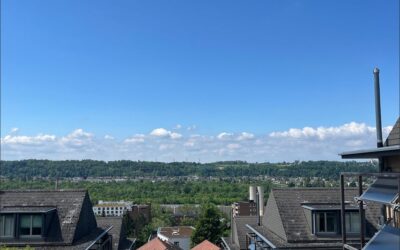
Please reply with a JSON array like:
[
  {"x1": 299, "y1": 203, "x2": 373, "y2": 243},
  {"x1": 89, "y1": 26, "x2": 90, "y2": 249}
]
[
  {"x1": 358, "y1": 175, "x2": 365, "y2": 248},
  {"x1": 341, "y1": 174, "x2": 347, "y2": 249}
]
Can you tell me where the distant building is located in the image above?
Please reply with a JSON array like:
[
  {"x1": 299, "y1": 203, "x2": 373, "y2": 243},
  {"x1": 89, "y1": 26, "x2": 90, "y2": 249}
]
[
  {"x1": 138, "y1": 237, "x2": 182, "y2": 250},
  {"x1": 93, "y1": 200, "x2": 133, "y2": 217},
  {"x1": 157, "y1": 226, "x2": 195, "y2": 250},
  {"x1": 191, "y1": 240, "x2": 220, "y2": 250},
  {"x1": 232, "y1": 202, "x2": 257, "y2": 217},
  {"x1": 0, "y1": 189, "x2": 133, "y2": 249},
  {"x1": 128, "y1": 204, "x2": 151, "y2": 223}
]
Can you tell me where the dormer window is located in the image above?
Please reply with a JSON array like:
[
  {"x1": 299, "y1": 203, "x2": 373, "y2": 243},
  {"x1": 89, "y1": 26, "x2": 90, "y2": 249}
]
[
  {"x1": 0, "y1": 214, "x2": 14, "y2": 237},
  {"x1": 20, "y1": 214, "x2": 42, "y2": 236},
  {"x1": 315, "y1": 211, "x2": 338, "y2": 233},
  {"x1": 302, "y1": 203, "x2": 360, "y2": 235},
  {"x1": 345, "y1": 212, "x2": 360, "y2": 233}
]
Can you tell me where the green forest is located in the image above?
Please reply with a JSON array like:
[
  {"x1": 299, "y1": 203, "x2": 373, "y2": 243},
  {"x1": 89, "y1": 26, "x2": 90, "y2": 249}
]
[
  {"x1": 0, "y1": 160, "x2": 377, "y2": 179},
  {"x1": 0, "y1": 179, "x2": 273, "y2": 205}
]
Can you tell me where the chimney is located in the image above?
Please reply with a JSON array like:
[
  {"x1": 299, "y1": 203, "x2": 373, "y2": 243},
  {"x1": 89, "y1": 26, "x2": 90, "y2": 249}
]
[
  {"x1": 257, "y1": 186, "x2": 264, "y2": 217},
  {"x1": 249, "y1": 186, "x2": 256, "y2": 202},
  {"x1": 374, "y1": 67, "x2": 383, "y2": 148}
]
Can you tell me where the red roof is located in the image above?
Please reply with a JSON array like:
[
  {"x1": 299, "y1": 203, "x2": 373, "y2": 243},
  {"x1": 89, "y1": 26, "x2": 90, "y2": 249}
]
[
  {"x1": 138, "y1": 238, "x2": 181, "y2": 250},
  {"x1": 191, "y1": 240, "x2": 221, "y2": 250}
]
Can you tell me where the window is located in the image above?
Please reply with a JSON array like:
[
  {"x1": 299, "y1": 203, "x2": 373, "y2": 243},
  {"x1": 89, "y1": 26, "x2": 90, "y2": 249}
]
[
  {"x1": 0, "y1": 214, "x2": 14, "y2": 237},
  {"x1": 315, "y1": 212, "x2": 338, "y2": 233},
  {"x1": 174, "y1": 241, "x2": 180, "y2": 246},
  {"x1": 20, "y1": 214, "x2": 42, "y2": 236},
  {"x1": 346, "y1": 212, "x2": 360, "y2": 233}
]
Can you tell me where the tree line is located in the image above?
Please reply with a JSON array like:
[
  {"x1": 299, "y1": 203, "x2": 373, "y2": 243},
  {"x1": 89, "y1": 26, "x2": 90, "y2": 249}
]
[
  {"x1": 0, "y1": 160, "x2": 377, "y2": 179},
  {"x1": 0, "y1": 179, "x2": 272, "y2": 205}
]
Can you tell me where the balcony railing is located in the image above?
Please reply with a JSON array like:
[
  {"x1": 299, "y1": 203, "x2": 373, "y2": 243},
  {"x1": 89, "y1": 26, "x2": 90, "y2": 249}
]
[{"x1": 340, "y1": 172, "x2": 400, "y2": 250}]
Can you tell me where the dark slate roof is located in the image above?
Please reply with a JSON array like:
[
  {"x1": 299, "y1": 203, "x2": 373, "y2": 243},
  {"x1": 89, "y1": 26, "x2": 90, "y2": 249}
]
[
  {"x1": 232, "y1": 216, "x2": 258, "y2": 250},
  {"x1": 96, "y1": 216, "x2": 130, "y2": 250},
  {"x1": 0, "y1": 189, "x2": 88, "y2": 245},
  {"x1": 253, "y1": 188, "x2": 381, "y2": 248},
  {"x1": 385, "y1": 118, "x2": 400, "y2": 146}
]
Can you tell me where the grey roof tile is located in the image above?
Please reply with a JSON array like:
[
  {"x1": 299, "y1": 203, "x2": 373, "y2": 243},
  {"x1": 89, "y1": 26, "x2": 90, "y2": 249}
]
[{"x1": 385, "y1": 118, "x2": 400, "y2": 146}]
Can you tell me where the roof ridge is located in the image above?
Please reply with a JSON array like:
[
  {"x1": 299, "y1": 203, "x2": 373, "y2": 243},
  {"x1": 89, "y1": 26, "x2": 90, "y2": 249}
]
[{"x1": 0, "y1": 189, "x2": 87, "y2": 192}]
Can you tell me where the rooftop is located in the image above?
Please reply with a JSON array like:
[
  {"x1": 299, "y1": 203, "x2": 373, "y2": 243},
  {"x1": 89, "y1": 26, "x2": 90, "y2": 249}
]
[{"x1": 158, "y1": 226, "x2": 195, "y2": 238}]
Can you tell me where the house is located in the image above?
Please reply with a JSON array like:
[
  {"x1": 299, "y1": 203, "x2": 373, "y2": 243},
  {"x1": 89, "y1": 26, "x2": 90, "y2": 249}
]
[
  {"x1": 138, "y1": 237, "x2": 182, "y2": 250},
  {"x1": 338, "y1": 68, "x2": 400, "y2": 250},
  {"x1": 222, "y1": 188, "x2": 381, "y2": 249},
  {"x1": 191, "y1": 239, "x2": 220, "y2": 250},
  {"x1": 0, "y1": 189, "x2": 131, "y2": 249},
  {"x1": 157, "y1": 226, "x2": 195, "y2": 250}
]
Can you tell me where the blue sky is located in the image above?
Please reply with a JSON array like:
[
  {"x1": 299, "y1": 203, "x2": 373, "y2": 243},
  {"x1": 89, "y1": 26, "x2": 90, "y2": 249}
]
[{"x1": 1, "y1": 0, "x2": 399, "y2": 161}]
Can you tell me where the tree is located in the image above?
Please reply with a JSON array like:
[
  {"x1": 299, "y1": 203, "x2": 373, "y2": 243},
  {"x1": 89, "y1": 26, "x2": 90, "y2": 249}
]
[{"x1": 191, "y1": 204, "x2": 224, "y2": 246}]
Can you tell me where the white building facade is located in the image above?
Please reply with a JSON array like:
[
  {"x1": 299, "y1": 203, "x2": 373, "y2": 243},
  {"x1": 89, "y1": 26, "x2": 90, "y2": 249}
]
[
  {"x1": 92, "y1": 200, "x2": 132, "y2": 217},
  {"x1": 157, "y1": 226, "x2": 195, "y2": 250}
]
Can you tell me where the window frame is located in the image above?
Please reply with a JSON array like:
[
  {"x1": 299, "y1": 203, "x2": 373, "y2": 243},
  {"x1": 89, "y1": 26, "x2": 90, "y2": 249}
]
[
  {"x1": 19, "y1": 214, "x2": 44, "y2": 238},
  {"x1": 345, "y1": 211, "x2": 361, "y2": 234},
  {"x1": 0, "y1": 214, "x2": 15, "y2": 238},
  {"x1": 312, "y1": 211, "x2": 340, "y2": 235}
]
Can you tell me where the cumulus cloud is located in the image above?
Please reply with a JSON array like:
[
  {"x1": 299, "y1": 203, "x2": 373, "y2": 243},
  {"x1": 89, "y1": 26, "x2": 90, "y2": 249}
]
[
  {"x1": 1, "y1": 134, "x2": 56, "y2": 145},
  {"x1": 124, "y1": 134, "x2": 145, "y2": 143},
  {"x1": 0, "y1": 121, "x2": 395, "y2": 162},
  {"x1": 60, "y1": 129, "x2": 93, "y2": 147},
  {"x1": 269, "y1": 122, "x2": 392, "y2": 140},
  {"x1": 104, "y1": 135, "x2": 114, "y2": 140},
  {"x1": 217, "y1": 132, "x2": 233, "y2": 140},
  {"x1": 237, "y1": 132, "x2": 255, "y2": 141},
  {"x1": 150, "y1": 128, "x2": 182, "y2": 139},
  {"x1": 10, "y1": 128, "x2": 19, "y2": 133}
]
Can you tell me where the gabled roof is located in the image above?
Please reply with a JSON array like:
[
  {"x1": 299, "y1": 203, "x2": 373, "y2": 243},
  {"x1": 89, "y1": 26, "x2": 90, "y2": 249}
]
[
  {"x1": 138, "y1": 237, "x2": 181, "y2": 250},
  {"x1": 191, "y1": 240, "x2": 220, "y2": 250},
  {"x1": 385, "y1": 118, "x2": 400, "y2": 146},
  {"x1": 0, "y1": 189, "x2": 89, "y2": 245},
  {"x1": 97, "y1": 216, "x2": 131, "y2": 250},
  {"x1": 232, "y1": 216, "x2": 259, "y2": 249}
]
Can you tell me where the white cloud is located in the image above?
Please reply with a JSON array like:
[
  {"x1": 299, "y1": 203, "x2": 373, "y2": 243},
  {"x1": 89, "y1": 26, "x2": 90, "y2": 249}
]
[
  {"x1": 104, "y1": 135, "x2": 114, "y2": 140},
  {"x1": 237, "y1": 132, "x2": 255, "y2": 141},
  {"x1": 269, "y1": 122, "x2": 392, "y2": 140},
  {"x1": 0, "y1": 121, "x2": 395, "y2": 162},
  {"x1": 150, "y1": 128, "x2": 182, "y2": 139},
  {"x1": 10, "y1": 128, "x2": 19, "y2": 133},
  {"x1": 60, "y1": 129, "x2": 93, "y2": 147},
  {"x1": 174, "y1": 124, "x2": 182, "y2": 130},
  {"x1": 217, "y1": 132, "x2": 233, "y2": 140},
  {"x1": 1, "y1": 134, "x2": 56, "y2": 145},
  {"x1": 124, "y1": 134, "x2": 145, "y2": 143}
]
